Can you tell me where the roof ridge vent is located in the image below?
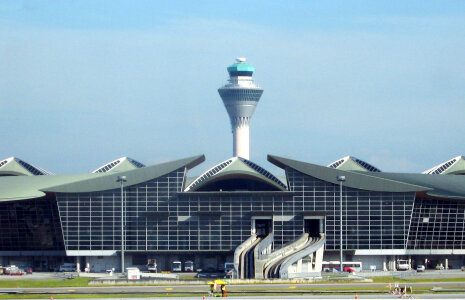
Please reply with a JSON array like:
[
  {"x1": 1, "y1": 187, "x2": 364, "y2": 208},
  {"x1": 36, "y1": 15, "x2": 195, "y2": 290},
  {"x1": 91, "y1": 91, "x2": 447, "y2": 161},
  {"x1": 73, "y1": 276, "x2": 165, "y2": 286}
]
[
  {"x1": 327, "y1": 156, "x2": 380, "y2": 172},
  {"x1": 422, "y1": 156, "x2": 465, "y2": 175}
]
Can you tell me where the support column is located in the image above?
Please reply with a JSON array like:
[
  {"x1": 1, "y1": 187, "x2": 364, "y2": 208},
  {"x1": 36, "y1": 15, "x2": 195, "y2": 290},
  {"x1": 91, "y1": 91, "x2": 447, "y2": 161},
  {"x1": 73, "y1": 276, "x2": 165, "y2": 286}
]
[
  {"x1": 75, "y1": 257, "x2": 80, "y2": 273},
  {"x1": 232, "y1": 124, "x2": 250, "y2": 159}
]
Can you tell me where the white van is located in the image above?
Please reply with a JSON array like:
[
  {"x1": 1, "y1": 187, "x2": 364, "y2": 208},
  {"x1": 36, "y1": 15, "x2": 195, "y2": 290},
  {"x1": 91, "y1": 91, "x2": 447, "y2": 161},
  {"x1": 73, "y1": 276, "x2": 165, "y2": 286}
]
[
  {"x1": 59, "y1": 263, "x2": 75, "y2": 272},
  {"x1": 397, "y1": 259, "x2": 411, "y2": 271},
  {"x1": 171, "y1": 261, "x2": 182, "y2": 272},
  {"x1": 184, "y1": 261, "x2": 194, "y2": 272}
]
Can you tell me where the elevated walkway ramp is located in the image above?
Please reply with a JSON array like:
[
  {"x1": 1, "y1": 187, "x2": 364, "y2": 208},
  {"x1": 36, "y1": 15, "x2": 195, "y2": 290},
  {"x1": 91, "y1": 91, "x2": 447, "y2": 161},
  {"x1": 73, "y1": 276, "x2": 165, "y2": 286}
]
[
  {"x1": 279, "y1": 233, "x2": 326, "y2": 279},
  {"x1": 233, "y1": 234, "x2": 260, "y2": 279},
  {"x1": 267, "y1": 236, "x2": 314, "y2": 279},
  {"x1": 259, "y1": 233, "x2": 309, "y2": 279},
  {"x1": 234, "y1": 232, "x2": 326, "y2": 279}
]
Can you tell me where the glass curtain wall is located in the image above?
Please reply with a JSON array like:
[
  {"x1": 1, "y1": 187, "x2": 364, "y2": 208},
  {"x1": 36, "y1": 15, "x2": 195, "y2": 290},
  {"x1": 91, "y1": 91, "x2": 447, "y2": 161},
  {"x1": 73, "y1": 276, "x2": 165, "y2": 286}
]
[
  {"x1": 177, "y1": 192, "x2": 296, "y2": 251},
  {"x1": 408, "y1": 198, "x2": 465, "y2": 250},
  {"x1": 286, "y1": 167, "x2": 415, "y2": 250},
  {"x1": 56, "y1": 168, "x2": 185, "y2": 251},
  {"x1": 0, "y1": 196, "x2": 64, "y2": 251}
]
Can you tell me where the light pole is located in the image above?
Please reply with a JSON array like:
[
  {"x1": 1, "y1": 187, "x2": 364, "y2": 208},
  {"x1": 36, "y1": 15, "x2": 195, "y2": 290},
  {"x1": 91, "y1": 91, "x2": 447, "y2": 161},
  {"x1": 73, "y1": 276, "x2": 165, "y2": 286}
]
[
  {"x1": 117, "y1": 175, "x2": 127, "y2": 273},
  {"x1": 337, "y1": 175, "x2": 346, "y2": 273}
]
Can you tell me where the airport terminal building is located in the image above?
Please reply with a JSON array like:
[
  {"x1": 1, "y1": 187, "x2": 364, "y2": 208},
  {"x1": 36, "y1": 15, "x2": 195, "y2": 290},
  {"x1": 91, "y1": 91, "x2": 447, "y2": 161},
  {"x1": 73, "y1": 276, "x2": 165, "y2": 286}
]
[{"x1": 1, "y1": 59, "x2": 464, "y2": 278}]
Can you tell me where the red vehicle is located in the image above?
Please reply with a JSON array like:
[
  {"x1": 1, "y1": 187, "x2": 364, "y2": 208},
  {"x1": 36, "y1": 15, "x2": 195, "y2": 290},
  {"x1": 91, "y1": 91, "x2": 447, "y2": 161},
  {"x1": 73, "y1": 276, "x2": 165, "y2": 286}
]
[
  {"x1": 343, "y1": 266, "x2": 355, "y2": 273},
  {"x1": 5, "y1": 266, "x2": 24, "y2": 276},
  {"x1": 323, "y1": 261, "x2": 362, "y2": 273}
]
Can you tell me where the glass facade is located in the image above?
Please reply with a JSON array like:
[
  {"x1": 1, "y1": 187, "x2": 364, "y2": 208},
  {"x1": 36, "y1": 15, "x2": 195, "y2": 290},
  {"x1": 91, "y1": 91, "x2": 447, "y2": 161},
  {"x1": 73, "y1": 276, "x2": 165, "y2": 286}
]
[
  {"x1": 407, "y1": 198, "x2": 465, "y2": 250},
  {"x1": 56, "y1": 168, "x2": 186, "y2": 251},
  {"x1": 4, "y1": 162, "x2": 462, "y2": 256},
  {"x1": 57, "y1": 180, "x2": 294, "y2": 252},
  {"x1": 286, "y1": 167, "x2": 415, "y2": 250},
  {"x1": 178, "y1": 192, "x2": 296, "y2": 250},
  {"x1": 0, "y1": 197, "x2": 64, "y2": 251}
]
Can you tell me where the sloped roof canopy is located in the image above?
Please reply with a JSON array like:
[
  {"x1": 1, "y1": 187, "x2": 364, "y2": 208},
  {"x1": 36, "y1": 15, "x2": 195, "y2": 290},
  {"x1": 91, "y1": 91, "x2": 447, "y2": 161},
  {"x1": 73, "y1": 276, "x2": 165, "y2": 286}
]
[
  {"x1": 327, "y1": 156, "x2": 381, "y2": 172},
  {"x1": 92, "y1": 157, "x2": 145, "y2": 173},
  {"x1": 185, "y1": 157, "x2": 287, "y2": 192},
  {"x1": 423, "y1": 155, "x2": 465, "y2": 175},
  {"x1": 0, "y1": 155, "x2": 204, "y2": 202},
  {"x1": 268, "y1": 155, "x2": 465, "y2": 200},
  {"x1": 0, "y1": 157, "x2": 53, "y2": 176}
]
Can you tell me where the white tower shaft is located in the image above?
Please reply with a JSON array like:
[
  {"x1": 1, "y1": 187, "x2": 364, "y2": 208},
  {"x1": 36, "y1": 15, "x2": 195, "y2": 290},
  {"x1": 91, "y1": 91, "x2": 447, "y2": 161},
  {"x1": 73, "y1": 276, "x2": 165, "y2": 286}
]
[
  {"x1": 218, "y1": 58, "x2": 263, "y2": 160},
  {"x1": 232, "y1": 120, "x2": 250, "y2": 159}
]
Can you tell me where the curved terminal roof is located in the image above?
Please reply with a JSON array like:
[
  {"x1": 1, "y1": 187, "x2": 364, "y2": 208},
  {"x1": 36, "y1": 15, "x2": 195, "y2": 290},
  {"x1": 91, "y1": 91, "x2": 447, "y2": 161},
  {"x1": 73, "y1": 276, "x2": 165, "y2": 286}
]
[
  {"x1": 328, "y1": 156, "x2": 381, "y2": 172},
  {"x1": 268, "y1": 155, "x2": 465, "y2": 200},
  {"x1": 92, "y1": 157, "x2": 145, "y2": 173},
  {"x1": 184, "y1": 157, "x2": 287, "y2": 192},
  {"x1": 0, "y1": 157, "x2": 53, "y2": 176},
  {"x1": 0, "y1": 155, "x2": 204, "y2": 202},
  {"x1": 423, "y1": 155, "x2": 465, "y2": 175}
]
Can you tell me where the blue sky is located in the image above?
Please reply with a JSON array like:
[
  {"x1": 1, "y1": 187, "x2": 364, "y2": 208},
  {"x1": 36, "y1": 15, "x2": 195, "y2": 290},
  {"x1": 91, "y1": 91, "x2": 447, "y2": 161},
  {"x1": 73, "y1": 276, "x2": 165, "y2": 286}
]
[{"x1": 1, "y1": 1, "x2": 464, "y2": 175}]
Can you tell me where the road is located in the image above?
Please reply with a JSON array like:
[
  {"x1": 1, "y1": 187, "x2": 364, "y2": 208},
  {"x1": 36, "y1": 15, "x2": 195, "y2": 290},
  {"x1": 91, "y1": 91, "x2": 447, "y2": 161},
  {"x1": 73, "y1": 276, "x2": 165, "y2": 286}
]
[
  {"x1": 9, "y1": 294, "x2": 465, "y2": 300},
  {"x1": 2, "y1": 282, "x2": 465, "y2": 295}
]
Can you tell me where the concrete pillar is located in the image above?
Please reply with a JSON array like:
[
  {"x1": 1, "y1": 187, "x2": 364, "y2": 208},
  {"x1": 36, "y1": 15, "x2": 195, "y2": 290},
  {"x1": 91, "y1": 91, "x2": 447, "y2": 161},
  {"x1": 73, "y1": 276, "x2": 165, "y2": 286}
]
[
  {"x1": 194, "y1": 255, "x2": 201, "y2": 272},
  {"x1": 297, "y1": 259, "x2": 302, "y2": 273},
  {"x1": 445, "y1": 258, "x2": 449, "y2": 270},
  {"x1": 388, "y1": 259, "x2": 396, "y2": 271},
  {"x1": 314, "y1": 246, "x2": 324, "y2": 272},
  {"x1": 75, "y1": 257, "x2": 80, "y2": 273}
]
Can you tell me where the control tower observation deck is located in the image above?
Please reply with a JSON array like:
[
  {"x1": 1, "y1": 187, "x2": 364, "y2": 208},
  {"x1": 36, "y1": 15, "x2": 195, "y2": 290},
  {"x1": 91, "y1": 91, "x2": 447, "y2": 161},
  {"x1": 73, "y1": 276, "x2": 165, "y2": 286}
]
[{"x1": 218, "y1": 58, "x2": 264, "y2": 160}]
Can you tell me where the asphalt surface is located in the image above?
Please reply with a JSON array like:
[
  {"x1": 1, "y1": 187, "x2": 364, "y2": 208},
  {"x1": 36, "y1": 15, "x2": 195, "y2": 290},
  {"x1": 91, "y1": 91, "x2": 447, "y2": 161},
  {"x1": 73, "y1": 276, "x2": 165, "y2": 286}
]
[
  {"x1": 2, "y1": 281, "x2": 465, "y2": 293},
  {"x1": 1, "y1": 271, "x2": 465, "y2": 299},
  {"x1": 11, "y1": 294, "x2": 465, "y2": 300}
]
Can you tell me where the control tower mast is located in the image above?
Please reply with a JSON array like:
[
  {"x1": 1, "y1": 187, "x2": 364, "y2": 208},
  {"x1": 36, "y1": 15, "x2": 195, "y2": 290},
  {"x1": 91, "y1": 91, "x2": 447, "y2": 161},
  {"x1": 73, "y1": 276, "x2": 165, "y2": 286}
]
[{"x1": 218, "y1": 58, "x2": 264, "y2": 160}]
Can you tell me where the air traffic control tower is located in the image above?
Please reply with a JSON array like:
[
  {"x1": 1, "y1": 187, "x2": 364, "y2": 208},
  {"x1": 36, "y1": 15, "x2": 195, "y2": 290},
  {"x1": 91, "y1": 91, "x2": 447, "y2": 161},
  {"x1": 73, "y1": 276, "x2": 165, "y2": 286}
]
[{"x1": 218, "y1": 58, "x2": 264, "y2": 160}]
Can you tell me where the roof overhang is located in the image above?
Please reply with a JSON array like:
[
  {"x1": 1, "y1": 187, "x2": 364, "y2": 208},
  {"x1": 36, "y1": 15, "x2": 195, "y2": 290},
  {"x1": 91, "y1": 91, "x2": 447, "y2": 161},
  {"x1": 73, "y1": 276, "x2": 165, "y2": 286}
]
[
  {"x1": 0, "y1": 155, "x2": 204, "y2": 201},
  {"x1": 268, "y1": 155, "x2": 431, "y2": 193}
]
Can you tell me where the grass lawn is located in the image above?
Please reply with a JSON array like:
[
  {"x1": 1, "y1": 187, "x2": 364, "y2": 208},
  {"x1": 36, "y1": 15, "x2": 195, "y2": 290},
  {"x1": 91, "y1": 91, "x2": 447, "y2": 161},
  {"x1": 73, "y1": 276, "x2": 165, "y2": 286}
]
[
  {"x1": 0, "y1": 275, "x2": 464, "y2": 289},
  {"x1": 369, "y1": 276, "x2": 465, "y2": 283},
  {"x1": 0, "y1": 277, "x2": 90, "y2": 288},
  {"x1": 0, "y1": 294, "x2": 197, "y2": 299}
]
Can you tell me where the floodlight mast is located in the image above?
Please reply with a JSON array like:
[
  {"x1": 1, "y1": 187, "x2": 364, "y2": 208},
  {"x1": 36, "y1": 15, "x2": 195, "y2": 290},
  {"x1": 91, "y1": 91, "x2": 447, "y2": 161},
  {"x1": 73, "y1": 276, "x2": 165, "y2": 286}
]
[
  {"x1": 117, "y1": 175, "x2": 127, "y2": 273},
  {"x1": 218, "y1": 58, "x2": 263, "y2": 160},
  {"x1": 337, "y1": 175, "x2": 346, "y2": 274}
]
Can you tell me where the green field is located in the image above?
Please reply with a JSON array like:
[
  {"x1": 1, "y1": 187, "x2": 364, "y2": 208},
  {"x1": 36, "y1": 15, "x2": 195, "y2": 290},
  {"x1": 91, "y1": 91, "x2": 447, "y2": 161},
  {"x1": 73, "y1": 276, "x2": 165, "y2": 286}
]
[
  {"x1": 0, "y1": 275, "x2": 464, "y2": 289},
  {"x1": 368, "y1": 276, "x2": 465, "y2": 283},
  {"x1": 0, "y1": 277, "x2": 90, "y2": 288},
  {"x1": 0, "y1": 295, "x2": 195, "y2": 299}
]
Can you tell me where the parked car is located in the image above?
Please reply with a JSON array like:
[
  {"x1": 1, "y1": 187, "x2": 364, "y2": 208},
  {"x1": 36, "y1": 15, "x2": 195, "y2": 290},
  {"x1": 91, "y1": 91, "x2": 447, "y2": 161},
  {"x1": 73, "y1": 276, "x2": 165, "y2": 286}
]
[
  {"x1": 20, "y1": 266, "x2": 33, "y2": 274},
  {"x1": 58, "y1": 263, "x2": 75, "y2": 272},
  {"x1": 195, "y1": 272, "x2": 220, "y2": 278},
  {"x1": 416, "y1": 265, "x2": 425, "y2": 272},
  {"x1": 343, "y1": 266, "x2": 355, "y2": 273}
]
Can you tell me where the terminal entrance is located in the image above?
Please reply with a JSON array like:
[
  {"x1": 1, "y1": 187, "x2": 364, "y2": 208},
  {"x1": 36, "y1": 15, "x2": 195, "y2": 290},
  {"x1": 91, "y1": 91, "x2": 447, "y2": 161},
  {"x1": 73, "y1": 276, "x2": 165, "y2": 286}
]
[
  {"x1": 254, "y1": 218, "x2": 272, "y2": 237},
  {"x1": 304, "y1": 218, "x2": 323, "y2": 237}
]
